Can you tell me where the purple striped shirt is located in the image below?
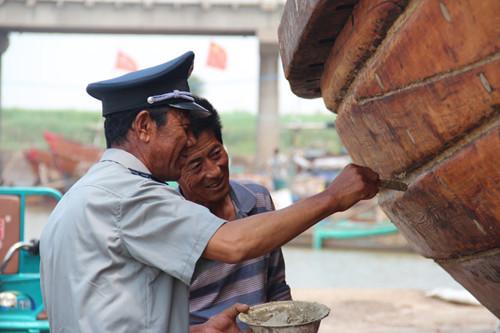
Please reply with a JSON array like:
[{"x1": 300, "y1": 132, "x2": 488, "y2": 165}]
[{"x1": 188, "y1": 180, "x2": 291, "y2": 325}]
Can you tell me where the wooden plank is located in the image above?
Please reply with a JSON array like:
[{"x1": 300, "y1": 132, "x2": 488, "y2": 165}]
[
  {"x1": 321, "y1": 0, "x2": 407, "y2": 112},
  {"x1": 336, "y1": 57, "x2": 500, "y2": 178},
  {"x1": 379, "y1": 126, "x2": 500, "y2": 259},
  {"x1": 437, "y1": 249, "x2": 500, "y2": 317},
  {"x1": 278, "y1": 0, "x2": 357, "y2": 98},
  {"x1": 355, "y1": 0, "x2": 500, "y2": 99},
  {"x1": 435, "y1": 129, "x2": 500, "y2": 225}
]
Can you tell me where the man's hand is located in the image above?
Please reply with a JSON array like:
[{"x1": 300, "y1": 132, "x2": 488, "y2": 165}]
[
  {"x1": 189, "y1": 303, "x2": 249, "y2": 333},
  {"x1": 326, "y1": 163, "x2": 380, "y2": 212}
]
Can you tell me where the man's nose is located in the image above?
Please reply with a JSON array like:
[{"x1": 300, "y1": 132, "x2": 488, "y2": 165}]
[{"x1": 205, "y1": 160, "x2": 222, "y2": 178}]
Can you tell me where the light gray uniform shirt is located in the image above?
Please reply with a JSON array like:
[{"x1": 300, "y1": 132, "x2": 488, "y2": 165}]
[{"x1": 40, "y1": 148, "x2": 225, "y2": 333}]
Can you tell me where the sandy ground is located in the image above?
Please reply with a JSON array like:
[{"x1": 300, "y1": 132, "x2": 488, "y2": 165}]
[{"x1": 292, "y1": 289, "x2": 498, "y2": 333}]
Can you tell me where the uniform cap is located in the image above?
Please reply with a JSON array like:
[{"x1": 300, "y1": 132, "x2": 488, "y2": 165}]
[{"x1": 87, "y1": 51, "x2": 209, "y2": 117}]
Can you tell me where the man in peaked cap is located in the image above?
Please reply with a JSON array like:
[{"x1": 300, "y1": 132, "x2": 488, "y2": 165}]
[{"x1": 40, "y1": 51, "x2": 380, "y2": 333}]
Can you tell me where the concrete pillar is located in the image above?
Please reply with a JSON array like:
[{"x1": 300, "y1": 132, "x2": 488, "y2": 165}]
[
  {"x1": 0, "y1": 31, "x2": 9, "y2": 177},
  {"x1": 255, "y1": 41, "x2": 280, "y2": 169}
]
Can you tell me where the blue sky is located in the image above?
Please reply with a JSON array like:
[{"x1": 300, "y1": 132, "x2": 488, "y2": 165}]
[{"x1": 2, "y1": 32, "x2": 326, "y2": 114}]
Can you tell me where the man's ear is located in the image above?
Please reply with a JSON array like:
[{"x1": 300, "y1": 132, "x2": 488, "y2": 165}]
[{"x1": 132, "y1": 110, "x2": 154, "y2": 143}]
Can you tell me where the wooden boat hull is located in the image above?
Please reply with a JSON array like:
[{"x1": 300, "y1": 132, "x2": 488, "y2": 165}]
[{"x1": 279, "y1": 0, "x2": 500, "y2": 316}]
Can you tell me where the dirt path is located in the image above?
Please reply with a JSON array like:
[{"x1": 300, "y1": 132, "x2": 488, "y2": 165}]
[{"x1": 292, "y1": 289, "x2": 498, "y2": 333}]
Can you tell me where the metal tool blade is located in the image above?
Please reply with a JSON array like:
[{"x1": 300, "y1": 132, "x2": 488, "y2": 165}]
[{"x1": 379, "y1": 179, "x2": 408, "y2": 192}]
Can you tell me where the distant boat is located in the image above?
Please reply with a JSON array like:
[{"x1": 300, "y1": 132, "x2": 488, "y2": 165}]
[{"x1": 24, "y1": 132, "x2": 103, "y2": 190}]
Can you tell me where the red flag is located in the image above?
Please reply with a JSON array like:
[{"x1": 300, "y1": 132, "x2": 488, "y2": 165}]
[
  {"x1": 115, "y1": 50, "x2": 138, "y2": 72},
  {"x1": 206, "y1": 42, "x2": 227, "y2": 70}
]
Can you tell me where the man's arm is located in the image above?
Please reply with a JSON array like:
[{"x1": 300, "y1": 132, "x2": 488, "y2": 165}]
[{"x1": 203, "y1": 164, "x2": 379, "y2": 263}]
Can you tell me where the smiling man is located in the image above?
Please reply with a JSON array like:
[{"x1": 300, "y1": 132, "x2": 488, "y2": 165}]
[
  {"x1": 178, "y1": 97, "x2": 291, "y2": 326},
  {"x1": 40, "y1": 51, "x2": 380, "y2": 333}
]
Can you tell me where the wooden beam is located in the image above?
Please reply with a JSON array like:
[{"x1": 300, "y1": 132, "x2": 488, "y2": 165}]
[
  {"x1": 379, "y1": 126, "x2": 500, "y2": 259},
  {"x1": 438, "y1": 249, "x2": 500, "y2": 317},
  {"x1": 278, "y1": 0, "x2": 357, "y2": 98},
  {"x1": 336, "y1": 57, "x2": 500, "y2": 177},
  {"x1": 355, "y1": 0, "x2": 500, "y2": 99},
  {"x1": 321, "y1": 0, "x2": 407, "y2": 112}
]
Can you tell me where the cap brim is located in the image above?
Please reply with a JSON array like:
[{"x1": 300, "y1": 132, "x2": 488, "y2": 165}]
[{"x1": 169, "y1": 101, "x2": 211, "y2": 118}]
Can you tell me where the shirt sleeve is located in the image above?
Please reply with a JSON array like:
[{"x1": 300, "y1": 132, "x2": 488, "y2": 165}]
[{"x1": 117, "y1": 183, "x2": 225, "y2": 285}]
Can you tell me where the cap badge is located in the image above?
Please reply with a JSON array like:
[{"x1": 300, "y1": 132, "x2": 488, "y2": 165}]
[{"x1": 146, "y1": 90, "x2": 195, "y2": 105}]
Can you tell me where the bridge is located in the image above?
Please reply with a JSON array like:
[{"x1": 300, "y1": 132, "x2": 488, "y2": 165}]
[{"x1": 0, "y1": 0, "x2": 287, "y2": 165}]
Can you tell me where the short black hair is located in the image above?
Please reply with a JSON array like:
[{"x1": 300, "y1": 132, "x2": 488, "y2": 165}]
[
  {"x1": 189, "y1": 96, "x2": 223, "y2": 144},
  {"x1": 104, "y1": 108, "x2": 168, "y2": 148}
]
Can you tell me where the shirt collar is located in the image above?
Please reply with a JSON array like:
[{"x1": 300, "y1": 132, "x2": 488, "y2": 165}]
[
  {"x1": 229, "y1": 180, "x2": 257, "y2": 216},
  {"x1": 100, "y1": 148, "x2": 151, "y2": 175}
]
